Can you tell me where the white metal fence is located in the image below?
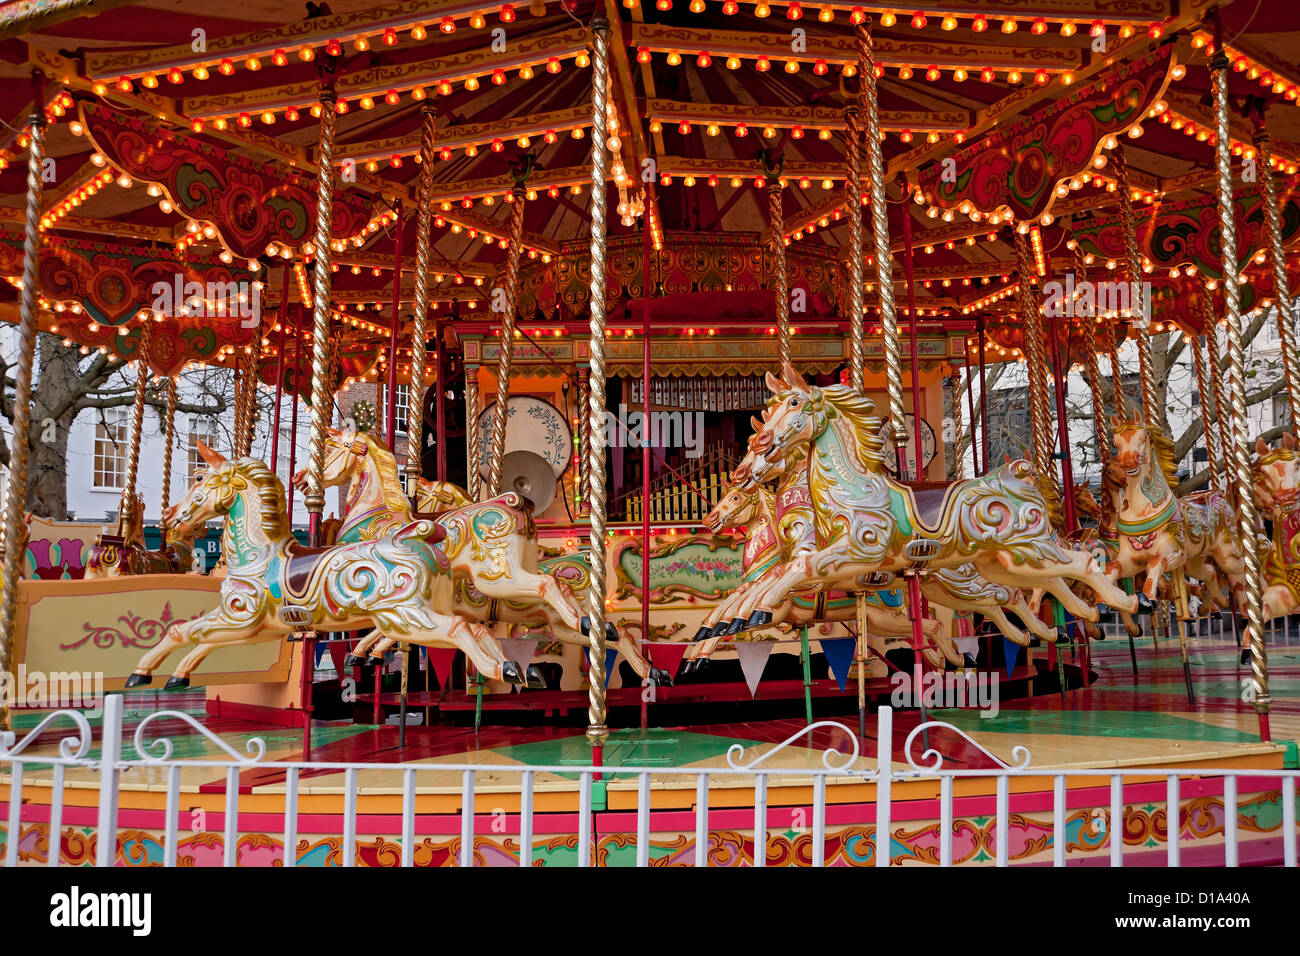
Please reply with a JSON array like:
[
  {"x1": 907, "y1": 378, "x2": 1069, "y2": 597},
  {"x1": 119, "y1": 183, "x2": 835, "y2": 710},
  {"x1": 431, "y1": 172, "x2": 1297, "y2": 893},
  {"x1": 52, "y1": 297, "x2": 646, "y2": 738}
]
[{"x1": 2, "y1": 695, "x2": 1297, "y2": 867}]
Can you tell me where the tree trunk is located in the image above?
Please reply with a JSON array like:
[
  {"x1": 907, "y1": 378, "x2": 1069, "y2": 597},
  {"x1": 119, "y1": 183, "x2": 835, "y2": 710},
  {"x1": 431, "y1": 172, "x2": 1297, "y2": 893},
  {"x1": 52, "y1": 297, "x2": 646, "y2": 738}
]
[{"x1": 27, "y1": 333, "x2": 83, "y2": 519}]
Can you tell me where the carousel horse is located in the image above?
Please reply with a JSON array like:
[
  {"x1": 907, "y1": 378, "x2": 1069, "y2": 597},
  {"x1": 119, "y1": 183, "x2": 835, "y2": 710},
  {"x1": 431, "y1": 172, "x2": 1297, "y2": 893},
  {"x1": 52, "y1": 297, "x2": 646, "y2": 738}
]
[
  {"x1": 1073, "y1": 470, "x2": 1146, "y2": 638},
  {"x1": 296, "y1": 427, "x2": 674, "y2": 686},
  {"x1": 125, "y1": 444, "x2": 532, "y2": 690},
  {"x1": 713, "y1": 362, "x2": 1136, "y2": 635},
  {"x1": 85, "y1": 492, "x2": 193, "y2": 578},
  {"x1": 1103, "y1": 416, "x2": 1240, "y2": 609},
  {"x1": 1247, "y1": 432, "x2": 1300, "y2": 621},
  {"x1": 697, "y1": 480, "x2": 959, "y2": 669},
  {"x1": 700, "y1": 449, "x2": 1057, "y2": 653}
]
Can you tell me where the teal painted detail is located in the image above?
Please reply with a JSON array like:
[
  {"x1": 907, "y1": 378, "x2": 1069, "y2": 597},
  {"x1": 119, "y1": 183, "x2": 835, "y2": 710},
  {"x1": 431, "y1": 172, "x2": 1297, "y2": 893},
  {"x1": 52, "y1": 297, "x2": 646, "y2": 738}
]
[
  {"x1": 490, "y1": 728, "x2": 762, "y2": 780},
  {"x1": 936, "y1": 708, "x2": 1263, "y2": 744},
  {"x1": 1283, "y1": 741, "x2": 1299, "y2": 770},
  {"x1": 887, "y1": 487, "x2": 915, "y2": 537},
  {"x1": 592, "y1": 780, "x2": 607, "y2": 812}
]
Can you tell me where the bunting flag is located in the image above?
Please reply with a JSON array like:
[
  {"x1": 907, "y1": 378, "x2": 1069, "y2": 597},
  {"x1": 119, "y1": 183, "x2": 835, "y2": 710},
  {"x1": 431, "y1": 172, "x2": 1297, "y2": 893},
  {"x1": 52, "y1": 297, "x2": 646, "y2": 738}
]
[
  {"x1": 585, "y1": 647, "x2": 620, "y2": 688},
  {"x1": 819, "y1": 637, "x2": 858, "y2": 693},
  {"x1": 315, "y1": 640, "x2": 328, "y2": 668},
  {"x1": 644, "y1": 641, "x2": 688, "y2": 678},
  {"x1": 1003, "y1": 637, "x2": 1022, "y2": 678},
  {"x1": 426, "y1": 647, "x2": 458, "y2": 690},
  {"x1": 735, "y1": 641, "x2": 774, "y2": 698},
  {"x1": 327, "y1": 640, "x2": 347, "y2": 675},
  {"x1": 499, "y1": 638, "x2": 541, "y2": 672}
]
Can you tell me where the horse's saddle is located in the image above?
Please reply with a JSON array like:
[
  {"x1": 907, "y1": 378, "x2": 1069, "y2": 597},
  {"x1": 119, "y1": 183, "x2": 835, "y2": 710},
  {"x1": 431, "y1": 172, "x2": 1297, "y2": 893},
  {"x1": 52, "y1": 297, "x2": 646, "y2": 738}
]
[
  {"x1": 282, "y1": 541, "x2": 337, "y2": 599},
  {"x1": 907, "y1": 485, "x2": 967, "y2": 536}
]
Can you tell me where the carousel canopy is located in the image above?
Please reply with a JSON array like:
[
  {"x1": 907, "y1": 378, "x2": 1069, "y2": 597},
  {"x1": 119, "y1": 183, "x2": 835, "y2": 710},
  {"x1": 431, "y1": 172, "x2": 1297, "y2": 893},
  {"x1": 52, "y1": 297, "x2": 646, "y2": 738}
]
[{"x1": 1, "y1": 0, "x2": 1297, "y2": 380}]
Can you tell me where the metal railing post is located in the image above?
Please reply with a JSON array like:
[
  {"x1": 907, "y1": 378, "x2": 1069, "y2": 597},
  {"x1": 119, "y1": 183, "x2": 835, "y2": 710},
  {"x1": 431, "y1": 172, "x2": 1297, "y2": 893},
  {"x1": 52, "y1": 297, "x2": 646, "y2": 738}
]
[
  {"x1": 876, "y1": 705, "x2": 891, "y2": 867},
  {"x1": 94, "y1": 693, "x2": 123, "y2": 867}
]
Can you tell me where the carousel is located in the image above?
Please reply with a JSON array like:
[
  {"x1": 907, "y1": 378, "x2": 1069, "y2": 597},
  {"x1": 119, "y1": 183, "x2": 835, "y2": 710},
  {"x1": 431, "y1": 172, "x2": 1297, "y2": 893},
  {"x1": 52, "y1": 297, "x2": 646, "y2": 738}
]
[{"x1": 0, "y1": 0, "x2": 1298, "y2": 868}]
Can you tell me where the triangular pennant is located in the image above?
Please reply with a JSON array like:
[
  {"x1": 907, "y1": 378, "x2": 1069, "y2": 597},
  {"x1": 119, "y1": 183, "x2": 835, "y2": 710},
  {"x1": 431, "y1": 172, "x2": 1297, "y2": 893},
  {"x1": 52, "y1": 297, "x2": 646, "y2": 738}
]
[
  {"x1": 327, "y1": 640, "x2": 348, "y2": 675},
  {"x1": 818, "y1": 637, "x2": 858, "y2": 693},
  {"x1": 735, "y1": 641, "x2": 775, "y2": 698},
  {"x1": 314, "y1": 640, "x2": 328, "y2": 668},
  {"x1": 498, "y1": 638, "x2": 540, "y2": 671},
  {"x1": 1002, "y1": 637, "x2": 1021, "y2": 678},
  {"x1": 426, "y1": 647, "x2": 458, "y2": 690},
  {"x1": 644, "y1": 641, "x2": 688, "y2": 677},
  {"x1": 585, "y1": 647, "x2": 620, "y2": 687}
]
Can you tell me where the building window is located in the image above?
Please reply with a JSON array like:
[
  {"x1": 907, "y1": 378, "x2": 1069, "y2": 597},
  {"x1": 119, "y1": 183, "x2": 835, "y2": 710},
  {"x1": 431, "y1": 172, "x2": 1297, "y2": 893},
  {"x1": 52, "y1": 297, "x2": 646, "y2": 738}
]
[
  {"x1": 391, "y1": 384, "x2": 410, "y2": 435},
  {"x1": 92, "y1": 409, "x2": 129, "y2": 490},
  {"x1": 188, "y1": 417, "x2": 219, "y2": 484}
]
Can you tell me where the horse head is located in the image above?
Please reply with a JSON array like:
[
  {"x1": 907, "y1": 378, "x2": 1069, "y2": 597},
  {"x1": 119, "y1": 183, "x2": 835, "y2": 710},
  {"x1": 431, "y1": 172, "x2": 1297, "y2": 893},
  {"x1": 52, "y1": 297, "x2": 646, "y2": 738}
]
[
  {"x1": 1253, "y1": 432, "x2": 1300, "y2": 512},
  {"x1": 293, "y1": 423, "x2": 368, "y2": 493},
  {"x1": 1075, "y1": 484, "x2": 1102, "y2": 519},
  {"x1": 167, "y1": 440, "x2": 233, "y2": 536},
  {"x1": 703, "y1": 483, "x2": 760, "y2": 533},
  {"x1": 745, "y1": 360, "x2": 819, "y2": 487},
  {"x1": 1109, "y1": 415, "x2": 1154, "y2": 478}
]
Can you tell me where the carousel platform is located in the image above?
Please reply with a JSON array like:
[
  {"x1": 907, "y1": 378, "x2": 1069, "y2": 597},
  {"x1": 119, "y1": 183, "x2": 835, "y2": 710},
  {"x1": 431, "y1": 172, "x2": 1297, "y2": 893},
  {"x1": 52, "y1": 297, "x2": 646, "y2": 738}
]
[{"x1": 3, "y1": 629, "x2": 1297, "y2": 866}]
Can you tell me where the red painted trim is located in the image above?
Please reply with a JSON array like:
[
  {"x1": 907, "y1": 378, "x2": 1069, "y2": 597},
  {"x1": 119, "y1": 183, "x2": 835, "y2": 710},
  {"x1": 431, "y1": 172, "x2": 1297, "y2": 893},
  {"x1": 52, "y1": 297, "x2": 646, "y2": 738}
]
[{"x1": 205, "y1": 697, "x2": 305, "y2": 728}]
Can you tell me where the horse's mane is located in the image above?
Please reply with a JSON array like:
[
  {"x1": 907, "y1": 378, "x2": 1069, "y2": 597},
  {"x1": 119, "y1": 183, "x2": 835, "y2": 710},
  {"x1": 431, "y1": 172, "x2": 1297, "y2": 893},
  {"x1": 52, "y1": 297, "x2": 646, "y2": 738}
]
[
  {"x1": 361, "y1": 433, "x2": 414, "y2": 518},
  {"x1": 229, "y1": 458, "x2": 289, "y2": 539},
  {"x1": 814, "y1": 384, "x2": 888, "y2": 468}
]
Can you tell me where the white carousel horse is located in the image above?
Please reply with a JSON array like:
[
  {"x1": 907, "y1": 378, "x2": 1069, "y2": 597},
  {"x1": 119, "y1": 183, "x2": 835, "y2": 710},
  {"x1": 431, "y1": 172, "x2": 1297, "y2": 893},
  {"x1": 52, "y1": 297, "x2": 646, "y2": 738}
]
[
  {"x1": 714, "y1": 362, "x2": 1136, "y2": 634},
  {"x1": 124, "y1": 443, "x2": 532, "y2": 689}
]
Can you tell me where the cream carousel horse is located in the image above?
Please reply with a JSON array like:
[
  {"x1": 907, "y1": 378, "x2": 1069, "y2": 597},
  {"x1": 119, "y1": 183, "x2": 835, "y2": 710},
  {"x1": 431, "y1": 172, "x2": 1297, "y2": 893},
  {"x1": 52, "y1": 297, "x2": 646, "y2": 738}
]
[
  {"x1": 699, "y1": 451, "x2": 1057, "y2": 653},
  {"x1": 1248, "y1": 432, "x2": 1300, "y2": 621},
  {"x1": 85, "y1": 491, "x2": 193, "y2": 578},
  {"x1": 125, "y1": 444, "x2": 531, "y2": 689},
  {"x1": 296, "y1": 427, "x2": 674, "y2": 686},
  {"x1": 696, "y1": 480, "x2": 959, "y2": 669},
  {"x1": 715, "y1": 363, "x2": 1136, "y2": 634},
  {"x1": 1103, "y1": 416, "x2": 1240, "y2": 607}
]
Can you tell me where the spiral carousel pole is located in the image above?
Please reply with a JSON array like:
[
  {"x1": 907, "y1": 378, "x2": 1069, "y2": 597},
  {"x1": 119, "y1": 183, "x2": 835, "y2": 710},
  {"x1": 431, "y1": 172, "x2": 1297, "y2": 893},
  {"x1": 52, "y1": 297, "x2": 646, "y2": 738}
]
[
  {"x1": 585, "y1": 14, "x2": 613, "y2": 764},
  {"x1": 861, "y1": 16, "x2": 929, "y2": 749},
  {"x1": 301, "y1": 67, "x2": 340, "y2": 756},
  {"x1": 406, "y1": 102, "x2": 439, "y2": 496},
  {"x1": 487, "y1": 177, "x2": 530, "y2": 498},
  {"x1": 766, "y1": 159, "x2": 790, "y2": 369},
  {"x1": 1212, "y1": 13, "x2": 1270, "y2": 738},
  {"x1": 159, "y1": 375, "x2": 178, "y2": 540},
  {"x1": 1254, "y1": 120, "x2": 1300, "y2": 425},
  {"x1": 119, "y1": 319, "x2": 153, "y2": 537},
  {"x1": 1189, "y1": 332, "x2": 1224, "y2": 496},
  {"x1": 1074, "y1": 244, "x2": 1112, "y2": 462},
  {"x1": 0, "y1": 72, "x2": 46, "y2": 732},
  {"x1": 844, "y1": 26, "x2": 869, "y2": 738},
  {"x1": 465, "y1": 364, "x2": 481, "y2": 499}
]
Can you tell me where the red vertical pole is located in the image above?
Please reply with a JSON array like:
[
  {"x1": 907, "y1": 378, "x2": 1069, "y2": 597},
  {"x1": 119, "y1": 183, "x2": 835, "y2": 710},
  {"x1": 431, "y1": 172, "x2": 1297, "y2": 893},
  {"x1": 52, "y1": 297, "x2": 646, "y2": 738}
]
[
  {"x1": 435, "y1": 318, "x2": 447, "y2": 483},
  {"x1": 964, "y1": 337, "x2": 980, "y2": 476},
  {"x1": 641, "y1": 198, "x2": 654, "y2": 730},
  {"x1": 270, "y1": 267, "x2": 290, "y2": 471},
  {"x1": 386, "y1": 200, "x2": 403, "y2": 450},
  {"x1": 977, "y1": 315, "x2": 989, "y2": 468},
  {"x1": 286, "y1": 304, "x2": 302, "y2": 517}
]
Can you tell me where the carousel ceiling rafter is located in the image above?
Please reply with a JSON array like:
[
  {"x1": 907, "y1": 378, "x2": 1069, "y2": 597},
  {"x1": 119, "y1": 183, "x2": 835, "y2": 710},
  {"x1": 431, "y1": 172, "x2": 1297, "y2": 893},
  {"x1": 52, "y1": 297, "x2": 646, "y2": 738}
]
[
  {"x1": 643, "y1": 97, "x2": 968, "y2": 134},
  {"x1": 333, "y1": 105, "x2": 592, "y2": 164}
]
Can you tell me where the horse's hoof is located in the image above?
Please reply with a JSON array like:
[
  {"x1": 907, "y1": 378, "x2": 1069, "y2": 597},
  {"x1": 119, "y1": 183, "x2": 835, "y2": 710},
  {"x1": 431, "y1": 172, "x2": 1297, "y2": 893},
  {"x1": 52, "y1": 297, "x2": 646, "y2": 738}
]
[
  {"x1": 502, "y1": 661, "x2": 526, "y2": 685},
  {"x1": 725, "y1": 617, "x2": 747, "y2": 636},
  {"x1": 124, "y1": 672, "x2": 152, "y2": 688},
  {"x1": 604, "y1": 622, "x2": 619, "y2": 643},
  {"x1": 692, "y1": 626, "x2": 713, "y2": 643},
  {"x1": 367, "y1": 654, "x2": 386, "y2": 666},
  {"x1": 650, "y1": 667, "x2": 674, "y2": 688},
  {"x1": 679, "y1": 660, "x2": 696, "y2": 676},
  {"x1": 709, "y1": 620, "x2": 730, "y2": 639},
  {"x1": 1028, "y1": 635, "x2": 1042, "y2": 648},
  {"x1": 747, "y1": 609, "x2": 774, "y2": 629},
  {"x1": 579, "y1": 616, "x2": 591, "y2": 637},
  {"x1": 1136, "y1": 594, "x2": 1155, "y2": 615},
  {"x1": 343, "y1": 653, "x2": 368, "y2": 668},
  {"x1": 1240, "y1": 648, "x2": 1251, "y2": 666},
  {"x1": 963, "y1": 653, "x2": 978, "y2": 668},
  {"x1": 1055, "y1": 627, "x2": 1072, "y2": 646},
  {"x1": 525, "y1": 665, "x2": 547, "y2": 690},
  {"x1": 163, "y1": 676, "x2": 190, "y2": 691}
]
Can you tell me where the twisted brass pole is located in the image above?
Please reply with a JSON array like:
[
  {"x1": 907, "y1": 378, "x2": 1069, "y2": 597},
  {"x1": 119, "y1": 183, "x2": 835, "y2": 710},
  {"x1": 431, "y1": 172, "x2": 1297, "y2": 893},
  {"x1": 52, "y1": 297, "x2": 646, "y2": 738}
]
[
  {"x1": 160, "y1": 374, "x2": 177, "y2": 540},
  {"x1": 768, "y1": 175, "x2": 790, "y2": 368},
  {"x1": 949, "y1": 366, "x2": 966, "y2": 480},
  {"x1": 0, "y1": 81, "x2": 46, "y2": 731},
  {"x1": 844, "y1": 36, "x2": 865, "y2": 391},
  {"x1": 304, "y1": 79, "x2": 338, "y2": 523},
  {"x1": 1113, "y1": 145, "x2": 1156, "y2": 428},
  {"x1": 406, "y1": 102, "x2": 438, "y2": 493},
  {"x1": 1074, "y1": 242, "x2": 1111, "y2": 459},
  {"x1": 1015, "y1": 232, "x2": 1053, "y2": 482},
  {"x1": 120, "y1": 319, "x2": 153, "y2": 533},
  {"x1": 487, "y1": 184, "x2": 529, "y2": 497},
  {"x1": 236, "y1": 348, "x2": 258, "y2": 458},
  {"x1": 465, "y1": 364, "x2": 481, "y2": 499},
  {"x1": 585, "y1": 15, "x2": 612, "y2": 751},
  {"x1": 1189, "y1": 333, "x2": 1222, "y2": 496},
  {"x1": 1212, "y1": 37, "x2": 1270, "y2": 726},
  {"x1": 1254, "y1": 125, "x2": 1300, "y2": 426},
  {"x1": 860, "y1": 17, "x2": 903, "y2": 446},
  {"x1": 1206, "y1": 318, "x2": 1236, "y2": 497},
  {"x1": 577, "y1": 373, "x2": 589, "y2": 514},
  {"x1": 1106, "y1": 319, "x2": 1128, "y2": 421}
]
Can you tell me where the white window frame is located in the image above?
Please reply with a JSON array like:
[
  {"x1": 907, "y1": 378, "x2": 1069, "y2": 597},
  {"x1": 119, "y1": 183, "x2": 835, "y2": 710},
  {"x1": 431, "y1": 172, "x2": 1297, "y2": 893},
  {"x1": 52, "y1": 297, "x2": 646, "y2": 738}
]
[
  {"x1": 391, "y1": 384, "x2": 411, "y2": 436},
  {"x1": 188, "y1": 416, "x2": 219, "y2": 485},
  {"x1": 92, "y1": 409, "x2": 129, "y2": 491}
]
